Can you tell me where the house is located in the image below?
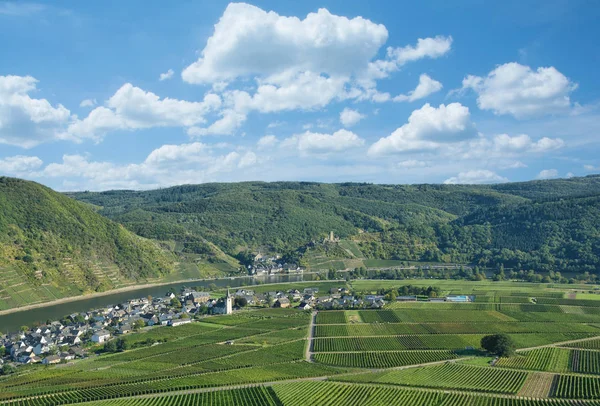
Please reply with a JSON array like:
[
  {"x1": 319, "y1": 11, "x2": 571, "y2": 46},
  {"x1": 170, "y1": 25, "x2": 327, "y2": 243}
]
[
  {"x1": 42, "y1": 355, "x2": 61, "y2": 365},
  {"x1": 118, "y1": 324, "x2": 132, "y2": 335},
  {"x1": 298, "y1": 302, "x2": 312, "y2": 311},
  {"x1": 91, "y1": 330, "x2": 111, "y2": 343},
  {"x1": 170, "y1": 318, "x2": 192, "y2": 327},
  {"x1": 189, "y1": 291, "x2": 211, "y2": 304},
  {"x1": 274, "y1": 298, "x2": 291, "y2": 308}
]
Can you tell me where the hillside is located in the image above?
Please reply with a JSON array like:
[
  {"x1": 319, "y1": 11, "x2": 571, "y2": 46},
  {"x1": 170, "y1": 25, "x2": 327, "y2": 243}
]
[
  {"x1": 69, "y1": 176, "x2": 600, "y2": 274},
  {"x1": 0, "y1": 177, "x2": 179, "y2": 310}
]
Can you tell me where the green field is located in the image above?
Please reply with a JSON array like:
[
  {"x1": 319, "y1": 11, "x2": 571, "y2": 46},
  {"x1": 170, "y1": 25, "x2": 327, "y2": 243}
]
[{"x1": 3, "y1": 280, "x2": 600, "y2": 405}]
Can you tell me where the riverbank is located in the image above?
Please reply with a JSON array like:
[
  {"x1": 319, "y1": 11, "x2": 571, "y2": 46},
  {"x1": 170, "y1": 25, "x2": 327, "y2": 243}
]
[{"x1": 0, "y1": 278, "x2": 215, "y2": 317}]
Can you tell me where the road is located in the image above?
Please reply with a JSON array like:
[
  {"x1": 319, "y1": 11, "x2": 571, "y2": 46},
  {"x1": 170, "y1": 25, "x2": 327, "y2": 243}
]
[{"x1": 305, "y1": 311, "x2": 316, "y2": 362}]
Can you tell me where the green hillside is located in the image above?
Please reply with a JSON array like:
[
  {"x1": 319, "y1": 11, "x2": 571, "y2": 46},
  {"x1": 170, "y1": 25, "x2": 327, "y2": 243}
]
[
  {"x1": 0, "y1": 177, "x2": 180, "y2": 310},
  {"x1": 69, "y1": 176, "x2": 600, "y2": 274}
]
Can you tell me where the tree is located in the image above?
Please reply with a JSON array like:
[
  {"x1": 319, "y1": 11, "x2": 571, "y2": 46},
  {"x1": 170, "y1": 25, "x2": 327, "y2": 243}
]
[
  {"x1": 481, "y1": 334, "x2": 516, "y2": 357},
  {"x1": 170, "y1": 297, "x2": 182, "y2": 308},
  {"x1": 235, "y1": 297, "x2": 248, "y2": 307},
  {"x1": 116, "y1": 338, "x2": 129, "y2": 352},
  {"x1": 20, "y1": 325, "x2": 29, "y2": 333},
  {"x1": 1, "y1": 364, "x2": 16, "y2": 375},
  {"x1": 103, "y1": 340, "x2": 116, "y2": 353},
  {"x1": 133, "y1": 319, "x2": 146, "y2": 330},
  {"x1": 0, "y1": 346, "x2": 6, "y2": 357}
]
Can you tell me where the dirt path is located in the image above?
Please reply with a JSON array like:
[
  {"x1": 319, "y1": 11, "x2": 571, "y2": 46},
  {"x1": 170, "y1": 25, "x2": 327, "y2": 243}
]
[{"x1": 306, "y1": 311, "x2": 316, "y2": 362}]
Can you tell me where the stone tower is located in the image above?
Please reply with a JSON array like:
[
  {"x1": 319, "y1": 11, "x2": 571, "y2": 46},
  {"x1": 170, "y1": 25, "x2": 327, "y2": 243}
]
[{"x1": 226, "y1": 289, "x2": 233, "y2": 315}]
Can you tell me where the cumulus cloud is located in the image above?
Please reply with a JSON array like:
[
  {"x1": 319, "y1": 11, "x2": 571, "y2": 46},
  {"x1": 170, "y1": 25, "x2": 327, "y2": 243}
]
[
  {"x1": 79, "y1": 98, "x2": 97, "y2": 108},
  {"x1": 182, "y1": 3, "x2": 388, "y2": 84},
  {"x1": 35, "y1": 142, "x2": 259, "y2": 190},
  {"x1": 537, "y1": 169, "x2": 559, "y2": 179},
  {"x1": 159, "y1": 69, "x2": 174, "y2": 81},
  {"x1": 144, "y1": 142, "x2": 211, "y2": 165},
  {"x1": 340, "y1": 108, "x2": 366, "y2": 127},
  {"x1": 0, "y1": 75, "x2": 73, "y2": 147},
  {"x1": 394, "y1": 74, "x2": 442, "y2": 102},
  {"x1": 257, "y1": 135, "x2": 278, "y2": 149},
  {"x1": 67, "y1": 83, "x2": 222, "y2": 141},
  {"x1": 444, "y1": 170, "x2": 508, "y2": 184},
  {"x1": 282, "y1": 129, "x2": 365, "y2": 155},
  {"x1": 388, "y1": 36, "x2": 453, "y2": 66},
  {"x1": 365, "y1": 36, "x2": 452, "y2": 87},
  {"x1": 491, "y1": 134, "x2": 564, "y2": 153},
  {"x1": 181, "y1": 3, "x2": 452, "y2": 124},
  {"x1": 187, "y1": 109, "x2": 246, "y2": 137},
  {"x1": 460, "y1": 62, "x2": 577, "y2": 118},
  {"x1": 368, "y1": 103, "x2": 475, "y2": 156},
  {"x1": 0, "y1": 155, "x2": 43, "y2": 174}
]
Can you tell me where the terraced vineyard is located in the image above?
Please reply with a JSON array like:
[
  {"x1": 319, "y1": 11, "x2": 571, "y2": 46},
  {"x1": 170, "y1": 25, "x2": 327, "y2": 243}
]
[
  {"x1": 3, "y1": 280, "x2": 600, "y2": 405},
  {"x1": 314, "y1": 350, "x2": 459, "y2": 368}
]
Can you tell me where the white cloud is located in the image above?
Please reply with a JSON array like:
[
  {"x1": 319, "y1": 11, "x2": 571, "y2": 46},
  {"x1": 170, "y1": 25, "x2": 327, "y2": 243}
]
[
  {"x1": 283, "y1": 129, "x2": 365, "y2": 155},
  {"x1": 394, "y1": 74, "x2": 442, "y2": 102},
  {"x1": 0, "y1": 155, "x2": 43, "y2": 174},
  {"x1": 368, "y1": 103, "x2": 475, "y2": 156},
  {"x1": 182, "y1": 3, "x2": 452, "y2": 119},
  {"x1": 35, "y1": 143, "x2": 258, "y2": 190},
  {"x1": 257, "y1": 135, "x2": 278, "y2": 149},
  {"x1": 537, "y1": 169, "x2": 559, "y2": 179},
  {"x1": 388, "y1": 36, "x2": 453, "y2": 66},
  {"x1": 238, "y1": 151, "x2": 257, "y2": 168},
  {"x1": 182, "y1": 3, "x2": 388, "y2": 85},
  {"x1": 144, "y1": 142, "x2": 211, "y2": 165},
  {"x1": 460, "y1": 62, "x2": 577, "y2": 118},
  {"x1": 364, "y1": 36, "x2": 452, "y2": 88},
  {"x1": 79, "y1": 98, "x2": 97, "y2": 108},
  {"x1": 67, "y1": 84, "x2": 222, "y2": 141},
  {"x1": 340, "y1": 108, "x2": 366, "y2": 127},
  {"x1": 491, "y1": 134, "x2": 564, "y2": 153},
  {"x1": 584, "y1": 164, "x2": 599, "y2": 171},
  {"x1": 444, "y1": 170, "x2": 508, "y2": 184},
  {"x1": 397, "y1": 160, "x2": 429, "y2": 168},
  {"x1": 0, "y1": 75, "x2": 73, "y2": 147},
  {"x1": 187, "y1": 109, "x2": 246, "y2": 137},
  {"x1": 159, "y1": 69, "x2": 174, "y2": 81}
]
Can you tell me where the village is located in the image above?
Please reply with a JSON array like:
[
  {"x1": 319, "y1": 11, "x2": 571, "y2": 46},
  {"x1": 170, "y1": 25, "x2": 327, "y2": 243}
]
[
  {"x1": 0, "y1": 284, "x2": 383, "y2": 371},
  {"x1": 0, "y1": 282, "x2": 476, "y2": 373}
]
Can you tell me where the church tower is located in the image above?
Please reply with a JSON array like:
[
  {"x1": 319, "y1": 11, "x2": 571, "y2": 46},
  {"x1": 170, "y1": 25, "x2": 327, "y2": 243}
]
[{"x1": 226, "y1": 289, "x2": 233, "y2": 315}]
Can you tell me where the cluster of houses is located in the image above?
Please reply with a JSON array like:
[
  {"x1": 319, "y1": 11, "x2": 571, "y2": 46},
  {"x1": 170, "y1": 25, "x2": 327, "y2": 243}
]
[
  {"x1": 269, "y1": 287, "x2": 386, "y2": 310},
  {"x1": 0, "y1": 288, "x2": 235, "y2": 369},
  {"x1": 0, "y1": 284, "x2": 393, "y2": 370},
  {"x1": 247, "y1": 254, "x2": 303, "y2": 275}
]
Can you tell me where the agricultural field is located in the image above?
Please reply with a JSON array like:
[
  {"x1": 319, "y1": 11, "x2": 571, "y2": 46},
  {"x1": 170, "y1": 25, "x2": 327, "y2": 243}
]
[{"x1": 3, "y1": 280, "x2": 600, "y2": 405}]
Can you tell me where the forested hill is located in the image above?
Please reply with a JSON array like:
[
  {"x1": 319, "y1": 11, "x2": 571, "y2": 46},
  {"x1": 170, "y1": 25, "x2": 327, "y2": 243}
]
[
  {"x1": 69, "y1": 175, "x2": 600, "y2": 274},
  {"x1": 0, "y1": 177, "x2": 175, "y2": 309}
]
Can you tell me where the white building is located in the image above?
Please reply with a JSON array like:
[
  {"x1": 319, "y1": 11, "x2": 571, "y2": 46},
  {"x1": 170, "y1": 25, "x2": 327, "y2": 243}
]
[{"x1": 91, "y1": 330, "x2": 111, "y2": 343}]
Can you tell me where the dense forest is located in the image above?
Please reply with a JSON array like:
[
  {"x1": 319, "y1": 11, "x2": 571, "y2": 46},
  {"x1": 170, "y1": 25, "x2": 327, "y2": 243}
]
[
  {"x1": 69, "y1": 176, "x2": 600, "y2": 274},
  {"x1": 0, "y1": 177, "x2": 174, "y2": 299}
]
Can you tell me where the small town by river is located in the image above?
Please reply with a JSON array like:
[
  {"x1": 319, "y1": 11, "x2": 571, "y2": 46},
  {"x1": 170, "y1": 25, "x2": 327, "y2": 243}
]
[{"x1": 0, "y1": 273, "x2": 314, "y2": 334}]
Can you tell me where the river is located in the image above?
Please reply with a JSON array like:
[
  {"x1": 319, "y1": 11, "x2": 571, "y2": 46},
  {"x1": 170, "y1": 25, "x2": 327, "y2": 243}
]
[{"x1": 0, "y1": 273, "x2": 315, "y2": 334}]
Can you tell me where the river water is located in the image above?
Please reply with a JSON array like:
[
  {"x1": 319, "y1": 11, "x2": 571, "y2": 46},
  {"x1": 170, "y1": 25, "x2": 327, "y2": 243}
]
[{"x1": 0, "y1": 273, "x2": 314, "y2": 334}]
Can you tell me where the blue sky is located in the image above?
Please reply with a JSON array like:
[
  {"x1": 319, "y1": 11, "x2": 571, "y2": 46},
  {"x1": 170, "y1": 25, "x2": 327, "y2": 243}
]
[{"x1": 1, "y1": 0, "x2": 599, "y2": 190}]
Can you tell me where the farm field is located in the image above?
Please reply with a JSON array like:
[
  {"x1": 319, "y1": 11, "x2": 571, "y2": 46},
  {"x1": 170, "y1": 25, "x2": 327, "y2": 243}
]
[{"x1": 3, "y1": 280, "x2": 600, "y2": 405}]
